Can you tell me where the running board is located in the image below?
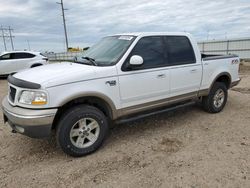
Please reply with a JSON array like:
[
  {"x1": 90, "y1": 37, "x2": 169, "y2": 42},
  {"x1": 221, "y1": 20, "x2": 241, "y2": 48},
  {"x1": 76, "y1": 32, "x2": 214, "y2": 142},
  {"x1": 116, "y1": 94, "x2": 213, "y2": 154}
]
[{"x1": 115, "y1": 100, "x2": 196, "y2": 124}]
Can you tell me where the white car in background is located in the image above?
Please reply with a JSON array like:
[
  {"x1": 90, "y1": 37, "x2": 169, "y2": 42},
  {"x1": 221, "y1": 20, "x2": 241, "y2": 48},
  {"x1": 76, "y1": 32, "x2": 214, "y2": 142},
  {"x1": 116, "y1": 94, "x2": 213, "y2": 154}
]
[{"x1": 0, "y1": 51, "x2": 48, "y2": 76}]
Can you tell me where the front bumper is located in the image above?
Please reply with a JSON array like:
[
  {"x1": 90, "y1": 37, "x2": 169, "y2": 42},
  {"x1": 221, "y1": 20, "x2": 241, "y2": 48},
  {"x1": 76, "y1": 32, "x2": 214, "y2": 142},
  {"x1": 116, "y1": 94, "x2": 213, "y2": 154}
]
[{"x1": 2, "y1": 96, "x2": 57, "y2": 138}]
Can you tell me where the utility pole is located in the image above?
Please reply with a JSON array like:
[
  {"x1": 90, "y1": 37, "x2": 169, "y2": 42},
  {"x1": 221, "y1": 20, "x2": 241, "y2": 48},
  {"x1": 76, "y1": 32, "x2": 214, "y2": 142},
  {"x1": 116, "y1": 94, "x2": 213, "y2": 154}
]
[
  {"x1": 206, "y1": 30, "x2": 210, "y2": 41},
  {"x1": 27, "y1": 39, "x2": 31, "y2": 50},
  {"x1": 57, "y1": 0, "x2": 69, "y2": 52},
  {"x1": 0, "y1": 26, "x2": 15, "y2": 51},
  {"x1": 1, "y1": 26, "x2": 7, "y2": 51},
  {"x1": 8, "y1": 26, "x2": 14, "y2": 50},
  {"x1": 225, "y1": 32, "x2": 227, "y2": 39}
]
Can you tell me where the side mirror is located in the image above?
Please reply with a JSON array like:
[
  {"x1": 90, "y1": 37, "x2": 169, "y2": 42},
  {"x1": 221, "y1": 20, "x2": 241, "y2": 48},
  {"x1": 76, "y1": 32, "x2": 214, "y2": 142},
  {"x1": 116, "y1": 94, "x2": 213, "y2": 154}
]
[{"x1": 129, "y1": 55, "x2": 143, "y2": 66}]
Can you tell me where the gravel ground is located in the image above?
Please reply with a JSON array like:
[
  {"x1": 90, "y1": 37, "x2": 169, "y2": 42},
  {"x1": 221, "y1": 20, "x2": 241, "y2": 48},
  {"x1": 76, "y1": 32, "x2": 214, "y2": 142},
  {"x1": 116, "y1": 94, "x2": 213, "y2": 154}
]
[{"x1": 0, "y1": 66, "x2": 250, "y2": 188}]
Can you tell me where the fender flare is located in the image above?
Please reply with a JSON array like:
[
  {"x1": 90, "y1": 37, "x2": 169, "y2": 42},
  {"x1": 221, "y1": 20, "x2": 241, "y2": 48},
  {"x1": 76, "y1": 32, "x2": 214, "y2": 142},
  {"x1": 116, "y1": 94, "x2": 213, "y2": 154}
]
[
  {"x1": 199, "y1": 72, "x2": 231, "y2": 96},
  {"x1": 209, "y1": 72, "x2": 231, "y2": 93},
  {"x1": 58, "y1": 92, "x2": 119, "y2": 120}
]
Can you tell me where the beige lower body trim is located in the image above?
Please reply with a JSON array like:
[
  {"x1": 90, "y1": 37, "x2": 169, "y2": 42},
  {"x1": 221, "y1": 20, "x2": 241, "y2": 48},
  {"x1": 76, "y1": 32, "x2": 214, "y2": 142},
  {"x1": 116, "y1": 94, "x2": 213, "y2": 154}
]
[
  {"x1": 118, "y1": 91, "x2": 198, "y2": 118},
  {"x1": 198, "y1": 89, "x2": 209, "y2": 97}
]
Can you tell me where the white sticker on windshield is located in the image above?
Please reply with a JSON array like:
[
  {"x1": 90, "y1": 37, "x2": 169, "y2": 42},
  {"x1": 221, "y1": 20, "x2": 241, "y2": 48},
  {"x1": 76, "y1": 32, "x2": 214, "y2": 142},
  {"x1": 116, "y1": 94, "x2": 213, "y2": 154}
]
[{"x1": 118, "y1": 36, "x2": 133, "y2": 40}]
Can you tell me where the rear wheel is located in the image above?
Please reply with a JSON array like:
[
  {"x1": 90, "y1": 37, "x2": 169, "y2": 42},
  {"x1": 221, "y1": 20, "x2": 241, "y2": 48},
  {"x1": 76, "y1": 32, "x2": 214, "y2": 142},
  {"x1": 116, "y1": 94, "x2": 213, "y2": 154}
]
[
  {"x1": 202, "y1": 82, "x2": 228, "y2": 113},
  {"x1": 56, "y1": 105, "x2": 109, "y2": 157}
]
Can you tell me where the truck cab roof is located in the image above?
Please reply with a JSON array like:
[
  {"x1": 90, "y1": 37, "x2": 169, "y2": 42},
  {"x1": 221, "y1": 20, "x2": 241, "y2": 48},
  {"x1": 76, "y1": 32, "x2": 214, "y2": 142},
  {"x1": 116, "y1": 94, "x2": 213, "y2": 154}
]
[{"x1": 112, "y1": 32, "x2": 191, "y2": 37}]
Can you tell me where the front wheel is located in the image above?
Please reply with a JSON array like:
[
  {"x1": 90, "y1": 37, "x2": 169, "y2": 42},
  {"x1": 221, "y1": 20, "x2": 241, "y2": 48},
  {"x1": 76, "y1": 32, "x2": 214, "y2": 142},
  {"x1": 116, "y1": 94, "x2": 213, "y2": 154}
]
[
  {"x1": 202, "y1": 82, "x2": 228, "y2": 113},
  {"x1": 56, "y1": 105, "x2": 109, "y2": 157}
]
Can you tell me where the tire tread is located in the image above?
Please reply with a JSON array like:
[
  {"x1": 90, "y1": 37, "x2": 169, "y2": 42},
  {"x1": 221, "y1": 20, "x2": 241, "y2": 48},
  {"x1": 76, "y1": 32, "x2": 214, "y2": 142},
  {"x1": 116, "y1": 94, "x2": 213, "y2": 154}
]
[{"x1": 56, "y1": 105, "x2": 108, "y2": 157}]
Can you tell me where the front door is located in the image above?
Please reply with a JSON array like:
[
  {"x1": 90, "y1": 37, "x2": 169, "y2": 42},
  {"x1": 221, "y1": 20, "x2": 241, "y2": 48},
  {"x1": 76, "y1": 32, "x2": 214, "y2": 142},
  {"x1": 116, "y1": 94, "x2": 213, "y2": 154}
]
[
  {"x1": 118, "y1": 36, "x2": 170, "y2": 109},
  {"x1": 0, "y1": 53, "x2": 15, "y2": 75}
]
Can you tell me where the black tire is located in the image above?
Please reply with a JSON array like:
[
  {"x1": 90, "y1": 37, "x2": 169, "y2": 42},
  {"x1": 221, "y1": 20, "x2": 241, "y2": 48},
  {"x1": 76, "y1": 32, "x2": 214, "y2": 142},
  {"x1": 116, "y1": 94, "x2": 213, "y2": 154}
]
[
  {"x1": 202, "y1": 82, "x2": 228, "y2": 113},
  {"x1": 56, "y1": 105, "x2": 109, "y2": 157}
]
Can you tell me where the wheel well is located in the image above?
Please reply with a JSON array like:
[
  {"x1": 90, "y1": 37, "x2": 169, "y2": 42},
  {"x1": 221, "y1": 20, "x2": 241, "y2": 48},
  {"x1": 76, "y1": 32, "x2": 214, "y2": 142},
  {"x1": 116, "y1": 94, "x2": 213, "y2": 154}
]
[
  {"x1": 52, "y1": 96, "x2": 113, "y2": 129},
  {"x1": 31, "y1": 63, "x2": 43, "y2": 68},
  {"x1": 215, "y1": 75, "x2": 231, "y2": 89}
]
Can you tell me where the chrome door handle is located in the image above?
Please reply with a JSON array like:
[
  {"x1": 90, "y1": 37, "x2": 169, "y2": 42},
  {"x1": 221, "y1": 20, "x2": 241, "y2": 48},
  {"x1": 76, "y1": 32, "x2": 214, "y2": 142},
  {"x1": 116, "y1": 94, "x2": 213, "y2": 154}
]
[
  {"x1": 106, "y1": 80, "x2": 116, "y2": 86},
  {"x1": 157, "y1": 74, "x2": 166, "y2": 78},
  {"x1": 190, "y1": 69, "x2": 197, "y2": 73}
]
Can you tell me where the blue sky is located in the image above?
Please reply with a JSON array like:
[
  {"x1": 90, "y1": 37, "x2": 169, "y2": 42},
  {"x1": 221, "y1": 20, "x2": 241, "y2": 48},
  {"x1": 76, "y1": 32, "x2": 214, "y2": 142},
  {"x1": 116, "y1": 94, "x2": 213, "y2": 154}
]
[{"x1": 0, "y1": 0, "x2": 250, "y2": 52}]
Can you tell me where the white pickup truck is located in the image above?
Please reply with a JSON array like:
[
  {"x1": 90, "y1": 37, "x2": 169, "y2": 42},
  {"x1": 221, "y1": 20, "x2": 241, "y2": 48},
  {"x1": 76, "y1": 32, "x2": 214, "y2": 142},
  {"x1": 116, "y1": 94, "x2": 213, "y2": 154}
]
[{"x1": 2, "y1": 32, "x2": 240, "y2": 157}]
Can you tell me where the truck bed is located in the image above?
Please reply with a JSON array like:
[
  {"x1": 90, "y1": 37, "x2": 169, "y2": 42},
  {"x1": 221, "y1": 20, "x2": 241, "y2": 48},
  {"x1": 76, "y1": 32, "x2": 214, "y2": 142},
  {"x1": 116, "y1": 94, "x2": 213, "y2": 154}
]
[{"x1": 201, "y1": 53, "x2": 238, "y2": 61}]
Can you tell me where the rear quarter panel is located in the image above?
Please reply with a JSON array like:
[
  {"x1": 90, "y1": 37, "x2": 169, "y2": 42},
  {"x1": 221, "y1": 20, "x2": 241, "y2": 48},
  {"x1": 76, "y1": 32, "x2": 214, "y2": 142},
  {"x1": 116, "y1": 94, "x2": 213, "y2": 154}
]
[{"x1": 201, "y1": 56, "x2": 240, "y2": 90}]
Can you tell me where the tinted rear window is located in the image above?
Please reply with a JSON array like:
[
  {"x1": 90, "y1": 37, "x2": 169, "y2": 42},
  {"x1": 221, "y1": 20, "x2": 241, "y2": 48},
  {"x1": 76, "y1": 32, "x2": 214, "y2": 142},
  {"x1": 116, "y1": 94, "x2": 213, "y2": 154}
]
[
  {"x1": 166, "y1": 36, "x2": 196, "y2": 65},
  {"x1": 13, "y1": 53, "x2": 36, "y2": 59}
]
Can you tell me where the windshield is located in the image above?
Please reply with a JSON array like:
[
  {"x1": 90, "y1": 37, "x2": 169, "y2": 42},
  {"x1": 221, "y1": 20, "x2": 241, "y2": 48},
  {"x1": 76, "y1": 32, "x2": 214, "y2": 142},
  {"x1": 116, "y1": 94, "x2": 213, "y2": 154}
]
[{"x1": 77, "y1": 35, "x2": 135, "y2": 66}]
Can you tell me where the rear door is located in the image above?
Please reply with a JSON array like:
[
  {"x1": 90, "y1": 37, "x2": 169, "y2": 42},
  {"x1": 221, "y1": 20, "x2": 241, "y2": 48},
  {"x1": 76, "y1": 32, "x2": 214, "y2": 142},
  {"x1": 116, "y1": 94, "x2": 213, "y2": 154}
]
[
  {"x1": 165, "y1": 36, "x2": 202, "y2": 97},
  {"x1": 12, "y1": 52, "x2": 36, "y2": 71}
]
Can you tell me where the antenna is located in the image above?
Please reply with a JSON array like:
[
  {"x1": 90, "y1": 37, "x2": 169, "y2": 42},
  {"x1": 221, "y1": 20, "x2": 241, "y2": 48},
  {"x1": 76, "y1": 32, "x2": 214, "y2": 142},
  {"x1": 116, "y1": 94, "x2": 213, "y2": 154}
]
[{"x1": 27, "y1": 39, "x2": 31, "y2": 51}]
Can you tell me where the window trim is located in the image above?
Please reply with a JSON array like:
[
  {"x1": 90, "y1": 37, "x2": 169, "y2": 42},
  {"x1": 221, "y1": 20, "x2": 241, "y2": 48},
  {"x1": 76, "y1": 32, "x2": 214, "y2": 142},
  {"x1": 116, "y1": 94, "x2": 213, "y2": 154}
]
[{"x1": 164, "y1": 35, "x2": 196, "y2": 66}]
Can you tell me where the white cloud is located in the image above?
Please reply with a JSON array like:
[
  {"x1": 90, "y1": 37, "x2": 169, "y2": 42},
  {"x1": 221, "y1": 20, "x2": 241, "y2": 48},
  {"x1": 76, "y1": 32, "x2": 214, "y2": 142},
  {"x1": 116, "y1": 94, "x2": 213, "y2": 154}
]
[{"x1": 0, "y1": 0, "x2": 249, "y2": 52}]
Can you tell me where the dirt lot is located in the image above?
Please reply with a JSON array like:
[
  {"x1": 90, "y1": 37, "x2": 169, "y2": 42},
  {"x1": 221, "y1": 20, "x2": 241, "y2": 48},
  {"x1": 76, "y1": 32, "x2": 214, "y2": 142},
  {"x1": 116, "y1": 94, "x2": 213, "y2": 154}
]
[{"x1": 0, "y1": 66, "x2": 250, "y2": 188}]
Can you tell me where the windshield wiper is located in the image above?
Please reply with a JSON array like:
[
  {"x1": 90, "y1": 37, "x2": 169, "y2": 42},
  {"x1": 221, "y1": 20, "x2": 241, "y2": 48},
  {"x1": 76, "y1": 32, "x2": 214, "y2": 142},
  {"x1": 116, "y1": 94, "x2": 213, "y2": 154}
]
[{"x1": 81, "y1": 56, "x2": 98, "y2": 66}]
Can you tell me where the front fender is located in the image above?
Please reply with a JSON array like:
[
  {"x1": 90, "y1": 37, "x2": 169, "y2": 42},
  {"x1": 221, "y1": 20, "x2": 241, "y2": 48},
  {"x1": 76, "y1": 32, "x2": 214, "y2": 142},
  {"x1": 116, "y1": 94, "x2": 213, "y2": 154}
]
[
  {"x1": 58, "y1": 91, "x2": 119, "y2": 119},
  {"x1": 46, "y1": 78, "x2": 121, "y2": 119}
]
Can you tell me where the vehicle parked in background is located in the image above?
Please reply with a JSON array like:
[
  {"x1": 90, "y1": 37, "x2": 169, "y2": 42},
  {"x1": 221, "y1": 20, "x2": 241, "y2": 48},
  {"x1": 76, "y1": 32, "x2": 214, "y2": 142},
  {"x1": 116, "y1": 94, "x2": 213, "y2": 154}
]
[
  {"x1": 0, "y1": 51, "x2": 48, "y2": 76},
  {"x1": 2, "y1": 32, "x2": 240, "y2": 157}
]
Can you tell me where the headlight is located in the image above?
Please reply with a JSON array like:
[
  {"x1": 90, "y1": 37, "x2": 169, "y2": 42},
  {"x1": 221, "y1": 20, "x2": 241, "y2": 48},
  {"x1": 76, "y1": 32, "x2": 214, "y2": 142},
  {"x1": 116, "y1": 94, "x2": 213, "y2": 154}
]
[{"x1": 19, "y1": 91, "x2": 47, "y2": 105}]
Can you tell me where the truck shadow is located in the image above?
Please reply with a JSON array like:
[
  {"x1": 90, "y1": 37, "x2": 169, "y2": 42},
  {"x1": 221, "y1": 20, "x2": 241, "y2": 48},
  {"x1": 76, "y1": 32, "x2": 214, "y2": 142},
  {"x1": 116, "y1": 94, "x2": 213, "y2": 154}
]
[{"x1": 110, "y1": 103, "x2": 199, "y2": 138}]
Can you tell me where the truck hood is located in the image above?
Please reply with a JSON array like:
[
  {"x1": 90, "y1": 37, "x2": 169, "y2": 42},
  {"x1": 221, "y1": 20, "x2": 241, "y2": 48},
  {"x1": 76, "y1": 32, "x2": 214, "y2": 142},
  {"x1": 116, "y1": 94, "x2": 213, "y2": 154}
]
[{"x1": 13, "y1": 62, "x2": 104, "y2": 88}]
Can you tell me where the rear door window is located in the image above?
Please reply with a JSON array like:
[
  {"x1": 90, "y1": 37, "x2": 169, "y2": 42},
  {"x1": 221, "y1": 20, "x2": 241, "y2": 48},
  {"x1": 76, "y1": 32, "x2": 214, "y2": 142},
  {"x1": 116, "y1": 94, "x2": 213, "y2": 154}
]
[
  {"x1": 13, "y1": 53, "x2": 36, "y2": 59},
  {"x1": 165, "y1": 36, "x2": 196, "y2": 65}
]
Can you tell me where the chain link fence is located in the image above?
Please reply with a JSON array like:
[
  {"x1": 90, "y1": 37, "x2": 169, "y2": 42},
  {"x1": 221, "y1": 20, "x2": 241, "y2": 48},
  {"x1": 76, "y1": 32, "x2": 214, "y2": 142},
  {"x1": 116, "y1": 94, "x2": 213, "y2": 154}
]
[
  {"x1": 198, "y1": 38, "x2": 250, "y2": 60},
  {"x1": 44, "y1": 52, "x2": 83, "y2": 61}
]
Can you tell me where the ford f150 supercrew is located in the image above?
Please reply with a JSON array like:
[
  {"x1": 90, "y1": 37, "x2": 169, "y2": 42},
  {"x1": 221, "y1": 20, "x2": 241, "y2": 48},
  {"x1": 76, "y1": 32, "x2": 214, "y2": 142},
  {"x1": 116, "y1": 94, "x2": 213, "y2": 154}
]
[{"x1": 2, "y1": 32, "x2": 240, "y2": 157}]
